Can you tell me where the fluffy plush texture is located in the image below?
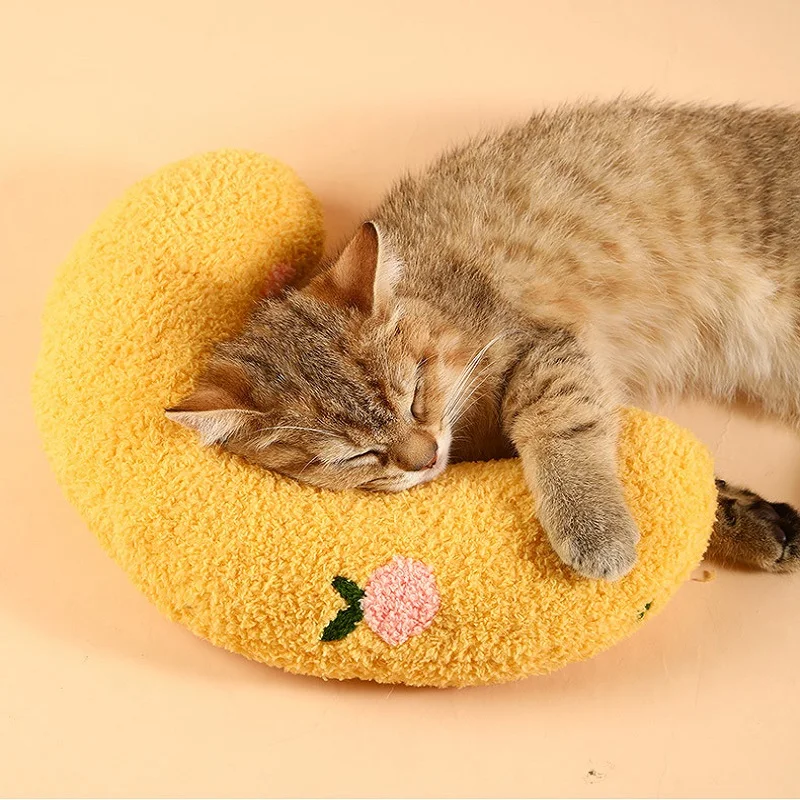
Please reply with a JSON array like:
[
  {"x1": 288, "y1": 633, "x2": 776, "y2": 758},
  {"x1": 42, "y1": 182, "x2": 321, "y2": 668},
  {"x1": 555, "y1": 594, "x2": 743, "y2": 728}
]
[{"x1": 33, "y1": 150, "x2": 716, "y2": 687}]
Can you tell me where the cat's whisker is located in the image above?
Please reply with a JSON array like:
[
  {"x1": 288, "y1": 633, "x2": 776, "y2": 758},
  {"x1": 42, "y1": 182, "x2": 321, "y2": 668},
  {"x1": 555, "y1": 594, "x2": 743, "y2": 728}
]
[
  {"x1": 268, "y1": 425, "x2": 338, "y2": 436},
  {"x1": 456, "y1": 379, "x2": 495, "y2": 423},
  {"x1": 445, "y1": 364, "x2": 482, "y2": 422},
  {"x1": 449, "y1": 388, "x2": 488, "y2": 431},
  {"x1": 444, "y1": 333, "x2": 508, "y2": 421},
  {"x1": 297, "y1": 455, "x2": 320, "y2": 474},
  {"x1": 446, "y1": 381, "x2": 484, "y2": 430},
  {"x1": 446, "y1": 328, "x2": 525, "y2": 423},
  {"x1": 251, "y1": 425, "x2": 341, "y2": 439},
  {"x1": 249, "y1": 424, "x2": 343, "y2": 451},
  {"x1": 451, "y1": 373, "x2": 496, "y2": 427},
  {"x1": 456, "y1": 394, "x2": 495, "y2": 435},
  {"x1": 445, "y1": 345, "x2": 487, "y2": 415},
  {"x1": 447, "y1": 365, "x2": 494, "y2": 427}
]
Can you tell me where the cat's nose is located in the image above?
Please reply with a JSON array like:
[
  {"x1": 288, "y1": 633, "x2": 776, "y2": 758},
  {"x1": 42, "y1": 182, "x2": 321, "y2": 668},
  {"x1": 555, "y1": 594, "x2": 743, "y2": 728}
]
[
  {"x1": 422, "y1": 448, "x2": 438, "y2": 470},
  {"x1": 391, "y1": 431, "x2": 438, "y2": 472}
]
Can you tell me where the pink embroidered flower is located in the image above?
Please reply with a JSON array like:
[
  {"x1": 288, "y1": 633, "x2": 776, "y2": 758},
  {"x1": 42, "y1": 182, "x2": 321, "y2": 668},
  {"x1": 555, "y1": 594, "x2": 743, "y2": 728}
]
[
  {"x1": 361, "y1": 556, "x2": 440, "y2": 645},
  {"x1": 321, "y1": 556, "x2": 440, "y2": 646}
]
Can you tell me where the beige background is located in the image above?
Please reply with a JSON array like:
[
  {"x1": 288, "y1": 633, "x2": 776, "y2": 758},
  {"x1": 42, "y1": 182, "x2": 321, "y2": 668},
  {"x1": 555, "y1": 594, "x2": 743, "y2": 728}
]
[{"x1": 3, "y1": 1, "x2": 800, "y2": 797}]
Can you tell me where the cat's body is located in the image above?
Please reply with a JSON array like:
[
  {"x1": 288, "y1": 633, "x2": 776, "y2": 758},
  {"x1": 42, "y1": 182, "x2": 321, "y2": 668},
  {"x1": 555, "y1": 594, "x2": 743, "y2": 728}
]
[
  {"x1": 168, "y1": 98, "x2": 800, "y2": 578},
  {"x1": 378, "y1": 101, "x2": 800, "y2": 421}
]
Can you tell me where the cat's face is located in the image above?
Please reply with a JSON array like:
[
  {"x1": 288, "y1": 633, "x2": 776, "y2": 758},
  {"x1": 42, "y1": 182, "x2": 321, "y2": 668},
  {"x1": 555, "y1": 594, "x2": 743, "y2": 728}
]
[{"x1": 167, "y1": 223, "x2": 476, "y2": 491}]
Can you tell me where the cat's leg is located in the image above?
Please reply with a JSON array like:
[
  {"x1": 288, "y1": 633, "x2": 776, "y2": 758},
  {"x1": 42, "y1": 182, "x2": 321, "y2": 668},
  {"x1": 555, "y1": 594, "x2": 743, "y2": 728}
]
[
  {"x1": 502, "y1": 330, "x2": 638, "y2": 580},
  {"x1": 709, "y1": 479, "x2": 800, "y2": 572}
]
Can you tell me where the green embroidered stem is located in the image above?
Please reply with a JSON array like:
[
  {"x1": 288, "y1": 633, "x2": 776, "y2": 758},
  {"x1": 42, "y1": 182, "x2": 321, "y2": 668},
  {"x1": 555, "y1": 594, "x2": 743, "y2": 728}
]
[{"x1": 321, "y1": 576, "x2": 366, "y2": 641}]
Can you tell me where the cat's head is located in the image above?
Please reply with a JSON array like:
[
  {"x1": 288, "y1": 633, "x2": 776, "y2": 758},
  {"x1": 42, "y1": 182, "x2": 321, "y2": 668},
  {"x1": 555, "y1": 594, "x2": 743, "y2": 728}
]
[{"x1": 166, "y1": 222, "x2": 476, "y2": 491}]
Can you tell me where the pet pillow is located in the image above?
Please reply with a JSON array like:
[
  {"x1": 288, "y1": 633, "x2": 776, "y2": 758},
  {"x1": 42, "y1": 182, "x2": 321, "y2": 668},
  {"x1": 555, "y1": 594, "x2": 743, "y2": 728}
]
[{"x1": 33, "y1": 150, "x2": 716, "y2": 687}]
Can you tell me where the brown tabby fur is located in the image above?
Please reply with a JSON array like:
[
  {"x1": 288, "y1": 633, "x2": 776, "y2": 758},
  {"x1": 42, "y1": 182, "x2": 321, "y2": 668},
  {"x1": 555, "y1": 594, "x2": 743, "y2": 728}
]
[{"x1": 168, "y1": 97, "x2": 800, "y2": 580}]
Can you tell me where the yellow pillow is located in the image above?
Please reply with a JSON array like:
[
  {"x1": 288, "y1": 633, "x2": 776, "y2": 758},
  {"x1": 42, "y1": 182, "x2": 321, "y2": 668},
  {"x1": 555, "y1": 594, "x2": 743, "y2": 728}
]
[{"x1": 33, "y1": 150, "x2": 716, "y2": 687}]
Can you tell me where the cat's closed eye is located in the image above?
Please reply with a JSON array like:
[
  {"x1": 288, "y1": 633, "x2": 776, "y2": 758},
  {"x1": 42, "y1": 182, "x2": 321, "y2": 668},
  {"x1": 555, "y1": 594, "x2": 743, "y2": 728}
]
[
  {"x1": 340, "y1": 449, "x2": 383, "y2": 466},
  {"x1": 410, "y1": 361, "x2": 427, "y2": 421}
]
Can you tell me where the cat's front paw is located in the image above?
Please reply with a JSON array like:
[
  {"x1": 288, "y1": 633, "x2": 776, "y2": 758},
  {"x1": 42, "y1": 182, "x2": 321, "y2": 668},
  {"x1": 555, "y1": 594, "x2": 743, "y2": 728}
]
[{"x1": 548, "y1": 504, "x2": 640, "y2": 581}]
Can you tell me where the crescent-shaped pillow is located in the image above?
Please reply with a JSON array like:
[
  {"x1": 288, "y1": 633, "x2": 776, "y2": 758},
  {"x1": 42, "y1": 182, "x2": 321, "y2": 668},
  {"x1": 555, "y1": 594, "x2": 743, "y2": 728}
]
[{"x1": 33, "y1": 150, "x2": 716, "y2": 687}]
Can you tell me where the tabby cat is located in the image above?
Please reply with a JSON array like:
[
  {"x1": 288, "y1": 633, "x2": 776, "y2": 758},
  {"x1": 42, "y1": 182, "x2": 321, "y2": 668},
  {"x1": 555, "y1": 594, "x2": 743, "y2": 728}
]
[{"x1": 167, "y1": 98, "x2": 800, "y2": 579}]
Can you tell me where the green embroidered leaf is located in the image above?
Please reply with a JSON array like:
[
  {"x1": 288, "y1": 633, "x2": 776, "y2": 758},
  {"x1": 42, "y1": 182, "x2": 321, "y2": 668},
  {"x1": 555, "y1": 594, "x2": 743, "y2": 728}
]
[
  {"x1": 320, "y1": 576, "x2": 366, "y2": 642},
  {"x1": 320, "y1": 605, "x2": 364, "y2": 641},
  {"x1": 331, "y1": 576, "x2": 365, "y2": 605},
  {"x1": 637, "y1": 601, "x2": 654, "y2": 620}
]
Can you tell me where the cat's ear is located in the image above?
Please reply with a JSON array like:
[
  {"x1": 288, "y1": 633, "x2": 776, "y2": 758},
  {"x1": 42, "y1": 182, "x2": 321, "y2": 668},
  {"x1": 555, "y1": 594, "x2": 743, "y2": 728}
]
[
  {"x1": 308, "y1": 221, "x2": 402, "y2": 315},
  {"x1": 165, "y1": 364, "x2": 259, "y2": 445}
]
